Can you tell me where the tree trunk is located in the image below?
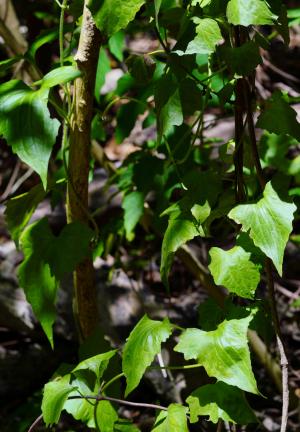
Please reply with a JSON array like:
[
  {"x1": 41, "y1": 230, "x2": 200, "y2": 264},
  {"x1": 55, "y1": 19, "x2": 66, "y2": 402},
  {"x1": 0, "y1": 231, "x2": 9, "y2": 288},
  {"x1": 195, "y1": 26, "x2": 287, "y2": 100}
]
[{"x1": 66, "y1": 1, "x2": 101, "y2": 340}]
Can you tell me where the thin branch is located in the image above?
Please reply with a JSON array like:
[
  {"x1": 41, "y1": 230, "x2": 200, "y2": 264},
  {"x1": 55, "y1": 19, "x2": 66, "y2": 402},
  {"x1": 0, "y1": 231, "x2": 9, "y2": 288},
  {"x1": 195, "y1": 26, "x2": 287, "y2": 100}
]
[
  {"x1": 27, "y1": 414, "x2": 43, "y2": 432},
  {"x1": 69, "y1": 394, "x2": 168, "y2": 411},
  {"x1": 266, "y1": 259, "x2": 289, "y2": 432}
]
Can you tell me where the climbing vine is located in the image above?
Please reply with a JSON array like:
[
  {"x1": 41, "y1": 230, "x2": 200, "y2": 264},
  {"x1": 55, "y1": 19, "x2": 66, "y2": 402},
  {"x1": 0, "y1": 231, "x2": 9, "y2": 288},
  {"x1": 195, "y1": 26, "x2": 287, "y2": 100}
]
[{"x1": 1, "y1": 0, "x2": 299, "y2": 431}]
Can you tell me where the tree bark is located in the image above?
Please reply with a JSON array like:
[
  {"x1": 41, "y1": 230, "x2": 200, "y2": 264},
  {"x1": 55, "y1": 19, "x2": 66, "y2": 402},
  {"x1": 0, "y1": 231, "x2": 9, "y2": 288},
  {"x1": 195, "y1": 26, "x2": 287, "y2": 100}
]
[{"x1": 66, "y1": 1, "x2": 101, "y2": 340}]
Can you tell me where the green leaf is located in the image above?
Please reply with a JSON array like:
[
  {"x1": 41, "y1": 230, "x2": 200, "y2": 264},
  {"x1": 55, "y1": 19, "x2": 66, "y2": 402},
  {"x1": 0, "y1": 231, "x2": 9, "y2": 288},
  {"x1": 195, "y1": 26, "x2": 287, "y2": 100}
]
[
  {"x1": 4, "y1": 184, "x2": 46, "y2": 246},
  {"x1": 27, "y1": 28, "x2": 60, "y2": 60},
  {"x1": 122, "y1": 315, "x2": 173, "y2": 396},
  {"x1": 187, "y1": 382, "x2": 257, "y2": 424},
  {"x1": 209, "y1": 246, "x2": 261, "y2": 299},
  {"x1": 18, "y1": 218, "x2": 94, "y2": 344},
  {"x1": 115, "y1": 419, "x2": 141, "y2": 431},
  {"x1": 155, "y1": 73, "x2": 183, "y2": 143},
  {"x1": 0, "y1": 56, "x2": 22, "y2": 73},
  {"x1": 0, "y1": 80, "x2": 60, "y2": 189},
  {"x1": 42, "y1": 375, "x2": 76, "y2": 426},
  {"x1": 126, "y1": 55, "x2": 156, "y2": 85},
  {"x1": 108, "y1": 31, "x2": 125, "y2": 62},
  {"x1": 122, "y1": 191, "x2": 145, "y2": 241},
  {"x1": 72, "y1": 350, "x2": 116, "y2": 386},
  {"x1": 154, "y1": 0, "x2": 162, "y2": 25},
  {"x1": 89, "y1": 0, "x2": 146, "y2": 36},
  {"x1": 184, "y1": 18, "x2": 222, "y2": 55},
  {"x1": 191, "y1": 0, "x2": 212, "y2": 7},
  {"x1": 35, "y1": 66, "x2": 82, "y2": 88},
  {"x1": 18, "y1": 219, "x2": 58, "y2": 346},
  {"x1": 160, "y1": 181, "x2": 213, "y2": 289},
  {"x1": 160, "y1": 217, "x2": 203, "y2": 288},
  {"x1": 260, "y1": 132, "x2": 299, "y2": 174},
  {"x1": 227, "y1": 0, "x2": 275, "y2": 26},
  {"x1": 228, "y1": 182, "x2": 296, "y2": 275},
  {"x1": 64, "y1": 378, "x2": 95, "y2": 426},
  {"x1": 95, "y1": 47, "x2": 111, "y2": 102},
  {"x1": 221, "y1": 41, "x2": 262, "y2": 76},
  {"x1": 175, "y1": 315, "x2": 259, "y2": 394},
  {"x1": 47, "y1": 221, "x2": 94, "y2": 280},
  {"x1": 257, "y1": 91, "x2": 300, "y2": 140},
  {"x1": 96, "y1": 401, "x2": 118, "y2": 432},
  {"x1": 151, "y1": 404, "x2": 188, "y2": 432}
]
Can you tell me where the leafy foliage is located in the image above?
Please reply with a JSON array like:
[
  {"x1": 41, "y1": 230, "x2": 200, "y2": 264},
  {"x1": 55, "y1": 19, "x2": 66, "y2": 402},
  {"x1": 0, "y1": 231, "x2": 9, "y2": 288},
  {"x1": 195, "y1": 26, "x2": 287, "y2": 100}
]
[
  {"x1": 89, "y1": 0, "x2": 146, "y2": 36},
  {"x1": 151, "y1": 404, "x2": 189, "y2": 432},
  {"x1": 187, "y1": 382, "x2": 257, "y2": 424},
  {"x1": 4, "y1": 184, "x2": 46, "y2": 246},
  {"x1": 18, "y1": 218, "x2": 94, "y2": 344},
  {"x1": 209, "y1": 246, "x2": 261, "y2": 299},
  {"x1": 42, "y1": 375, "x2": 76, "y2": 427},
  {"x1": 0, "y1": 80, "x2": 60, "y2": 189},
  {"x1": 229, "y1": 182, "x2": 296, "y2": 275},
  {"x1": 122, "y1": 315, "x2": 173, "y2": 396},
  {"x1": 226, "y1": 0, "x2": 275, "y2": 25},
  {"x1": 177, "y1": 18, "x2": 222, "y2": 55},
  {"x1": 2, "y1": 0, "x2": 299, "y2": 429},
  {"x1": 257, "y1": 91, "x2": 300, "y2": 140},
  {"x1": 175, "y1": 315, "x2": 259, "y2": 394}
]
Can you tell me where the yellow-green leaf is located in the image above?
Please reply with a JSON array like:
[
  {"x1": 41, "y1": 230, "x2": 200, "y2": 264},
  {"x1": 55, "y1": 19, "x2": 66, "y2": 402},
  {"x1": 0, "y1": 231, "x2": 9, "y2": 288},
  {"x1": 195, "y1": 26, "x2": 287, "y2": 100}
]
[
  {"x1": 228, "y1": 182, "x2": 296, "y2": 275},
  {"x1": 122, "y1": 315, "x2": 173, "y2": 396},
  {"x1": 175, "y1": 315, "x2": 259, "y2": 394}
]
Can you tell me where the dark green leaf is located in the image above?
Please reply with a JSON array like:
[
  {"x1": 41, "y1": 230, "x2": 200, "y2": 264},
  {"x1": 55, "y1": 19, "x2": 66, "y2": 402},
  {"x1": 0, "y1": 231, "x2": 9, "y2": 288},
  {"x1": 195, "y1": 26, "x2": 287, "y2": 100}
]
[
  {"x1": 108, "y1": 31, "x2": 125, "y2": 62},
  {"x1": 257, "y1": 91, "x2": 300, "y2": 140},
  {"x1": 122, "y1": 191, "x2": 145, "y2": 241},
  {"x1": 221, "y1": 42, "x2": 262, "y2": 76},
  {"x1": 155, "y1": 72, "x2": 183, "y2": 143},
  {"x1": 126, "y1": 55, "x2": 156, "y2": 85},
  {"x1": 160, "y1": 217, "x2": 205, "y2": 288},
  {"x1": 154, "y1": 0, "x2": 163, "y2": 25},
  {"x1": 0, "y1": 56, "x2": 22, "y2": 73},
  {"x1": 4, "y1": 184, "x2": 46, "y2": 246},
  {"x1": 187, "y1": 382, "x2": 257, "y2": 424},
  {"x1": 47, "y1": 221, "x2": 94, "y2": 280},
  {"x1": 0, "y1": 80, "x2": 60, "y2": 189},
  {"x1": 95, "y1": 47, "x2": 111, "y2": 102},
  {"x1": 18, "y1": 218, "x2": 94, "y2": 344},
  {"x1": 18, "y1": 219, "x2": 58, "y2": 346}
]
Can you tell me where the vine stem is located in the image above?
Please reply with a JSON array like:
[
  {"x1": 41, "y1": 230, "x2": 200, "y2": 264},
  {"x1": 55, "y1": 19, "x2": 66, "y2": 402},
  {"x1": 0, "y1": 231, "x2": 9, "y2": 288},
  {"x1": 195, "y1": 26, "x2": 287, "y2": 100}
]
[
  {"x1": 27, "y1": 414, "x2": 43, "y2": 432},
  {"x1": 101, "y1": 372, "x2": 125, "y2": 393},
  {"x1": 244, "y1": 64, "x2": 289, "y2": 432},
  {"x1": 69, "y1": 394, "x2": 168, "y2": 411},
  {"x1": 27, "y1": 395, "x2": 167, "y2": 432},
  {"x1": 265, "y1": 258, "x2": 289, "y2": 432}
]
